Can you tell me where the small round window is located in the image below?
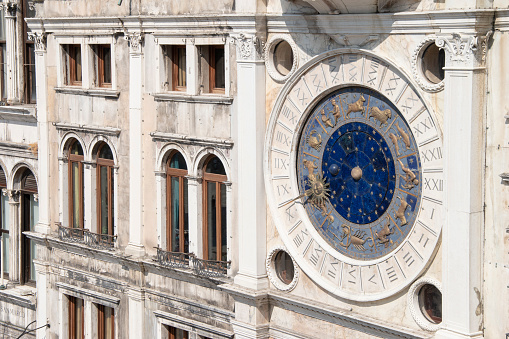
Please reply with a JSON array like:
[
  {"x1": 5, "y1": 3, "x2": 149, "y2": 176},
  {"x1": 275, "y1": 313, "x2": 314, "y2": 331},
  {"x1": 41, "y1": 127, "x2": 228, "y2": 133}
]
[
  {"x1": 274, "y1": 251, "x2": 294, "y2": 285},
  {"x1": 273, "y1": 41, "x2": 293, "y2": 77},
  {"x1": 421, "y1": 44, "x2": 445, "y2": 84},
  {"x1": 418, "y1": 284, "x2": 442, "y2": 324}
]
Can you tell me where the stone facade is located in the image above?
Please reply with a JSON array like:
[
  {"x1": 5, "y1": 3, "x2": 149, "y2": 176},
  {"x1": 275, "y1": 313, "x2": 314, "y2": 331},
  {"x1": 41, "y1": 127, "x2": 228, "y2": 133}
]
[{"x1": 0, "y1": 0, "x2": 503, "y2": 338}]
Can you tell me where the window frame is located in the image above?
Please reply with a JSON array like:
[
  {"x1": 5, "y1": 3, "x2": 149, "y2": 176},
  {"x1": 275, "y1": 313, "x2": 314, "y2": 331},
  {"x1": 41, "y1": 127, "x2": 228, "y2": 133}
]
[
  {"x1": 96, "y1": 143, "x2": 115, "y2": 236},
  {"x1": 68, "y1": 295, "x2": 85, "y2": 339},
  {"x1": 68, "y1": 141, "x2": 84, "y2": 229},
  {"x1": 202, "y1": 156, "x2": 227, "y2": 262},
  {"x1": 0, "y1": 168, "x2": 7, "y2": 279},
  {"x1": 95, "y1": 44, "x2": 112, "y2": 88},
  {"x1": 171, "y1": 45, "x2": 187, "y2": 92},
  {"x1": 166, "y1": 152, "x2": 188, "y2": 253},
  {"x1": 166, "y1": 325, "x2": 189, "y2": 339},
  {"x1": 64, "y1": 44, "x2": 83, "y2": 86},
  {"x1": 97, "y1": 304, "x2": 115, "y2": 339},
  {"x1": 208, "y1": 45, "x2": 225, "y2": 94},
  {"x1": 20, "y1": 170, "x2": 37, "y2": 285}
]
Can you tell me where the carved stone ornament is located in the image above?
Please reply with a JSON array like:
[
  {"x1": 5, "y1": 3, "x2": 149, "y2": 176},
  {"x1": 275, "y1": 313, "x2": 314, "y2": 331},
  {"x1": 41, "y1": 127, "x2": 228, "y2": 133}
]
[
  {"x1": 233, "y1": 33, "x2": 265, "y2": 61},
  {"x1": 266, "y1": 246, "x2": 299, "y2": 292},
  {"x1": 125, "y1": 32, "x2": 143, "y2": 54},
  {"x1": 330, "y1": 34, "x2": 379, "y2": 48},
  {"x1": 2, "y1": 188, "x2": 19, "y2": 202},
  {"x1": 407, "y1": 277, "x2": 442, "y2": 332},
  {"x1": 264, "y1": 34, "x2": 299, "y2": 83},
  {"x1": 0, "y1": 3, "x2": 17, "y2": 17},
  {"x1": 411, "y1": 36, "x2": 444, "y2": 93},
  {"x1": 435, "y1": 32, "x2": 491, "y2": 67},
  {"x1": 28, "y1": 32, "x2": 47, "y2": 52}
]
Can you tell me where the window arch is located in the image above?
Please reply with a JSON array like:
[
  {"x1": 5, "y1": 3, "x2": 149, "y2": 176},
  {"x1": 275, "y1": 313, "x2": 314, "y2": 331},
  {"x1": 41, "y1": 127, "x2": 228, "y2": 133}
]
[
  {"x1": 68, "y1": 139, "x2": 84, "y2": 229},
  {"x1": 96, "y1": 142, "x2": 114, "y2": 236},
  {"x1": 166, "y1": 151, "x2": 188, "y2": 253},
  {"x1": 202, "y1": 155, "x2": 227, "y2": 262},
  {"x1": 20, "y1": 168, "x2": 37, "y2": 284}
]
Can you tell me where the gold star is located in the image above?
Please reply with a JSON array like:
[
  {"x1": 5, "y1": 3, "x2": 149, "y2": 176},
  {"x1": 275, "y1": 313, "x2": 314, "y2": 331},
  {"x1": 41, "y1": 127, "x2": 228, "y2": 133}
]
[
  {"x1": 409, "y1": 158, "x2": 414, "y2": 164},
  {"x1": 348, "y1": 207, "x2": 351, "y2": 211},
  {"x1": 379, "y1": 194, "x2": 382, "y2": 198},
  {"x1": 371, "y1": 147, "x2": 374, "y2": 151},
  {"x1": 340, "y1": 198, "x2": 343, "y2": 202},
  {"x1": 368, "y1": 216, "x2": 371, "y2": 221},
  {"x1": 333, "y1": 191, "x2": 336, "y2": 194},
  {"x1": 382, "y1": 168, "x2": 386, "y2": 172},
  {"x1": 358, "y1": 209, "x2": 362, "y2": 213}
]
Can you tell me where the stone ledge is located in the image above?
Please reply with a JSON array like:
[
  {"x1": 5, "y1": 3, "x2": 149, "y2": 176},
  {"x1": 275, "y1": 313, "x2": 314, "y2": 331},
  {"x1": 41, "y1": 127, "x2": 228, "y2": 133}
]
[
  {"x1": 152, "y1": 92, "x2": 233, "y2": 105},
  {"x1": 54, "y1": 86, "x2": 120, "y2": 98}
]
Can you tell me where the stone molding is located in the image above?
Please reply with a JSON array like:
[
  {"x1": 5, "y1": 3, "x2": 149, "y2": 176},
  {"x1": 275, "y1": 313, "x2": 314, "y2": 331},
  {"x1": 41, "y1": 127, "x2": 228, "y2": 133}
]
[
  {"x1": 150, "y1": 131, "x2": 234, "y2": 149},
  {"x1": 2, "y1": 189, "x2": 19, "y2": 203},
  {"x1": 411, "y1": 35, "x2": 444, "y2": 93},
  {"x1": 53, "y1": 122, "x2": 121, "y2": 137},
  {"x1": 264, "y1": 34, "x2": 299, "y2": 83},
  {"x1": 407, "y1": 277, "x2": 442, "y2": 332},
  {"x1": 27, "y1": 32, "x2": 47, "y2": 53},
  {"x1": 56, "y1": 282, "x2": 121, "y2": 307},
  {"x1": 265, "y1": 246, "x2": 299, "y2": 292}
]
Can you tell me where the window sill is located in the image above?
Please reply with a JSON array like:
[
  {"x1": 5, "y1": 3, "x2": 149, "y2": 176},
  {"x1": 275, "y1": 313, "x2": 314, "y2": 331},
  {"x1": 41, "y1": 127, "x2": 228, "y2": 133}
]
[
  {"x1": 0, "y1": 105, "x2": 37, "y2": 122},
  {"x1": 152, "y1": 92, "x2": 233, "y2": 105},
  {"x1": 54, "y1": 87, "x2": 120, "y2": 98}
]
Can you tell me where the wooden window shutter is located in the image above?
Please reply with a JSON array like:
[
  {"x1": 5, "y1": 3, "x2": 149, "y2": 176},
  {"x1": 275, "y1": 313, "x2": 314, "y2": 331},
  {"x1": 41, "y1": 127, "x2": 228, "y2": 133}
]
[{"x1": 22, "y1": 172, "x2": 37, "y2": 193}]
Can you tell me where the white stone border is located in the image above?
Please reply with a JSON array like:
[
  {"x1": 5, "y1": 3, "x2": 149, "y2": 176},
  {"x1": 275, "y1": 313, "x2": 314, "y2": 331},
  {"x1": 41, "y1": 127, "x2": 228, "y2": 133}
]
[
  {"x1": 411, "y1": 36, "x2": 445, "y2": 93},
  {"x1": 407, "y1": 277, "x2": 442, "y2": 332},
  {"x1": 266, "y1": 246, "x2": 299, "y2": 292},
  {"x1": 264, "y1": 34, "x2": 299, "y2": 83}
]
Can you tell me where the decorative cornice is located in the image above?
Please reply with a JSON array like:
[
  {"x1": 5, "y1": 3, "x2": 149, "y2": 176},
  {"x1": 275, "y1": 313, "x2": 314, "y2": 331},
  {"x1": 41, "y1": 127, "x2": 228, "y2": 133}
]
[
  {"x1": 411, "y1": 35, "x2": 444, "y2": 93},
  {"x1": 27, "y1": 32, "x2": 47, "y2": 53},
  {"x1": 53, "y1": 122, "x2": 121, "y2": 136},
  {"x1": 125, "y1": 32, "x2": 143, "y2": 54},
  {"x1": 150, "y1": 131, "x2": 234, "y2": 149}
]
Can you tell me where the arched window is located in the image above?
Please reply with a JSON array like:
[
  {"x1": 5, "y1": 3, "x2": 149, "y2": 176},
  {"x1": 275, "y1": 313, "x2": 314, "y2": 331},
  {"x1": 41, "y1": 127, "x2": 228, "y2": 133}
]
[
  {"x1": 96, "y1": 143, "x2": 114, "y2": 236},
  {"x1": 20, "y1": 168, "x2": 37, "y2": 284},
  {"x1": 68, "y1": 140, "x2": 84, "y2": 228},
  {"x1": 0, "y1": 167, "x2": 8, "y2": 278},
  {"x1": 202, "y1": 156, "x2": 227, "y2": 262},
  {"x1": 166, "y1": 151, "x2": 188, "y2": 253}
]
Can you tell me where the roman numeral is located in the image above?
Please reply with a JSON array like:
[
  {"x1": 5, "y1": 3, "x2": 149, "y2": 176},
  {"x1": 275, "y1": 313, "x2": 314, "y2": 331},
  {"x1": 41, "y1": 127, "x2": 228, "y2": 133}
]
[
  {"x1": 286, "y1": 206, "x2": 294, "y2": 221},
  {"x1": 348, "y1": 267, "x2": 356, "y2": 284},
  {"x1": 418, "y1": 233, "x2": 430, "y2": 248},
  {"x1": 424, "y1": 178, "x2": 443, "y2": 191},
  {"x1": 281, "y1": 105, "x2": 297, "y2": 125},
  {"x1": 421, "y1": 147, "x2": 442, "y2": 163},
  {"x1": 274, "y1": 158, "x2": 288, "y2": 170},
  {"x1": 402, "y1": 92, "x2": 419, "y2": 115},
  {"x1": 413, "y1": 117, "x2": 434, "y2": 136},
  {"x1": 386, "y1": 73, "x2": 400, "y2": 96},
  {"x1": 276, "y1": 130, "x2": 291, "y2": 146},
  {"x1": 402, "y1": 252, "x2": 415, "y2": 267},
  {"x1": 311, "y1": 73, "x2": 323, "y2": 92},
  {"x1": 309, "y1": 247, "x2": 323, "y2": 266},
  {"x1": 293, "y1": 230, "x2": 308, "y2": 248},
  {"x1": 386, "y1": 266, "x2": 398, "y2": 282},
  {"x1": 294, "y1": 86, "x2": 308, "y2": 106},
  {"x1": 277, "y1": 184, "x2": 290, "y2": 196},
  {"x1": 367, "y1": 58, "x2": 380, "y2": 86},
  {"x1": 327, "y1": 261, "x2": 339, "y2": 279},
  {"x1": 348, "y1": 55, "x2": 358, "y2": 82}
]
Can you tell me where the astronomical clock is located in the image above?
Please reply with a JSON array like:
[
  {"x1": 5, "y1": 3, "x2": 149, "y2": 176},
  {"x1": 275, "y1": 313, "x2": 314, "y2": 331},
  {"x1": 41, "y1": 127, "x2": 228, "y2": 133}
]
[{"x1": 265, "y1": 50, "x2": 444, "y2": 301}]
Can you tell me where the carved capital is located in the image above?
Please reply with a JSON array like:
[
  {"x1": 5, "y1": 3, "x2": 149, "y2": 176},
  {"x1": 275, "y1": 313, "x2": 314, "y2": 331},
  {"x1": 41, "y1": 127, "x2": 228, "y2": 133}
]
[
  {"x1": 2, "y1": 189, "x2": 19, "y2": 203},
  {"x1": 232, "y1": 33, "x2": 265, "y2": 61},
  {"x1": 0, "y1": 3, "x2": 17, "y2": 17},
  {"x1": 27, "y1": 32, "x2": 47, "y2": 53},
  {"x1": 435, "y1": 32, "x2": 491, "y2": 68},
  {"x1": 125, "y1": 32, "x2": 143, "y2": 54}
]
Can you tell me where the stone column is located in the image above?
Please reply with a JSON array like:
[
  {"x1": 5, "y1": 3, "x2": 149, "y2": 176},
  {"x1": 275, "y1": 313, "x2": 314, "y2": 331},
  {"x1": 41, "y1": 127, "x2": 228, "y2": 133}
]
[
  {"x1": 186, "y1": 176, "x2": 201, "y2": 257},
  {"x1": 125, "y1": 32, "x2": 145, "y2": 256},
  {"x1": 34, "y1": 261, "x2": 49, "y2": 339},
  {"x1": 3, "y1": 189, "x2": 19, "y2": 282},
  {"x1": 3, "y1": 3, "x2": 17, "y2": 104},
  {"x1": 127, "y1": 288, "x2": 145, "y2": 339},
  {"x1": 435, "y1": 32, "x2": 491, "y2": 339},
  {"x1": 232, "y1": 32, "x2": 268, "y2": 290},
  {"x1": 28, "y1": 32, "x2": 50, "y2": 234}
]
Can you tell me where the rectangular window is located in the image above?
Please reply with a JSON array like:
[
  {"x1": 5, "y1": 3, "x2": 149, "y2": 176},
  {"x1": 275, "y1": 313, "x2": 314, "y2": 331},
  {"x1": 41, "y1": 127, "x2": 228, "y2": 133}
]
[
  {"x1": 24, "y1": 43, "x2": 36, "y2": 103},
  {"x1": 68, "y1": 296, "x2": 84, "y2": 339},
  {"x1": 98, "y1": 304, "x2": 114, "y2": 339},
  {"x1": 163, "y1": 45, "x2": 186, "y2": 92},
  {"x1": 95, "y1": 45, "x2": 112, "y2": 88},
  {"x1": 164, "y1": 325, "x2": 189, "y2": 339},
  {"x1": 1, "y1": 189, "x2": 9, "y2": 277},
  {"x1": 0, "y1": 10, "x2": 6, "y2": 102},
  {"x1": 209, "y1": 46, "x2": 225, "y2": 94},
  {"x1": 64, "y1": 44, "x2": 82, "y2": 86}
]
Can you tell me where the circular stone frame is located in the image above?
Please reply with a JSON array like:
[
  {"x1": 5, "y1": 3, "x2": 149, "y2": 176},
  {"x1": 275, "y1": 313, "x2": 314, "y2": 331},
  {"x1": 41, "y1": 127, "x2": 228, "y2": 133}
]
[
  {"x1": 411, "y1": 36, "x2": 445, "y2": 93},
  {"x1": 265, "y1": 34, "x2": 299, "y2": 83},
  {"x1": 266, "y1": 246, "x2": 299, "y2": 291},
  {"x1": 407, "y1": 277, "x2": 443, "y2": 332}
]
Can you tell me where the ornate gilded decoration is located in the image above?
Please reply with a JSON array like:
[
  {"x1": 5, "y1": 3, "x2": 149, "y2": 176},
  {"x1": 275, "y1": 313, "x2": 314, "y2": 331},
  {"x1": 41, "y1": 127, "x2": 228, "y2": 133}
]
[
  {"x1": 395, "y1": 197, "x2": 409, "y2": 226},
  {"x1": 330, "y1": 98, "x2": 341, "y2": 125},
  {"x1": 395, "y1": 124, "x2": 410, "y2": 149},
  {"x1": 345, "y1": 95, "x2": 366, "y2": 118},
  {"x1": 339, "y1": 225, "x2": 371, "y2": 251},
  {"x1": 388, "y1": 133, "x2": 400, "y2": 156},
  {"x1": 369, "y1": 106, "x2": 391, "y2": 126},
  {"x1": 398, "y1": 159, "x2": 419, "y2": 190},
  {"x1": 320, "y1": 109, "x2": 334, "y2": 128},
  {"x1": 374, "y1": 217, "x2": 393, "y2": 248},
  {"x1": 306, "y1": 130, "x2": 322, "y2": 151}
]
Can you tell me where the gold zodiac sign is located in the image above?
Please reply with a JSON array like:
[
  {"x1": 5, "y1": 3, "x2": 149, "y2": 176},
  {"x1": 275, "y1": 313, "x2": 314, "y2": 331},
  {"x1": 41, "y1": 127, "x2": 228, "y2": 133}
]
[
  {"x1": 303, "y1": 159, "x2": 318, "y2": 181},
  {"x1": 395, "y1": 196, "x2": 409, "y2": 226},
  {"x1": 329, "y1": 98, "x2": 341, "y2": 125},
  {"x1": 282, "y1": 168, "x2": 331, "y2": 211},
  {"x1": 388, "y1": 132, "x2": 400, "y2": 156},
  {"x1": 320, "y1": 109, "x2": 334, "y2": 128},
  {"x1": 345, "y1": 95, "x2": 366, "y2": 118},
  {"x1": 395, "y1": 123, "x2": 410, "y2": 149},
  {"x1": 398, "y1": 159, "x2": 419, "y2": 190},
  {"x1": 307, "y1": 130, "x2": 322, "y2": 151},
  {"x1": 369, "y1": 106, "x2": 392, "y2": 126},
  {"x1": 339, "y1": 225, "x2": 369, "y2": 251},
  {"x1": 375, "y1": 217, "x2": 394, "y2": 248}
]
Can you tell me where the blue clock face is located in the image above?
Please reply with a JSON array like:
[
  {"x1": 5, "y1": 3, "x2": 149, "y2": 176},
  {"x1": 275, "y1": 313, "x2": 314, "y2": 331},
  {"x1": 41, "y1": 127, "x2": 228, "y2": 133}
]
[{"x1": 296, "y1": 86, "x2": 422, "y2": 260}]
